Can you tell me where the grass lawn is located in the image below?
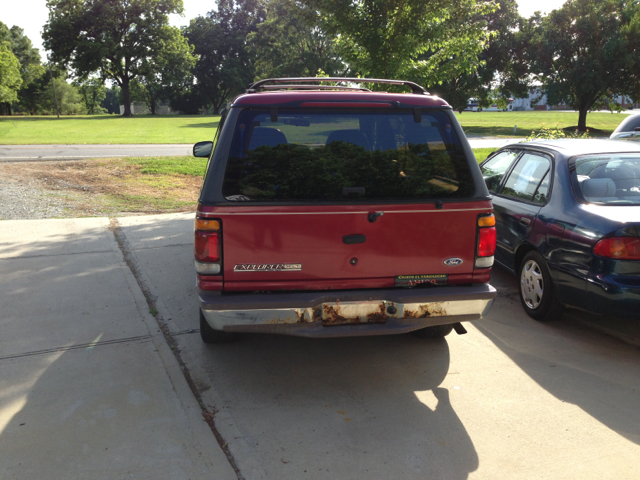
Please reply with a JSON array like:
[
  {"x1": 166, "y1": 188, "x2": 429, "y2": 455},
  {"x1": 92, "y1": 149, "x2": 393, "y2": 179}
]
[
  {"x1": 0, "y1": 115, "x2": 220, "y2": 145},
  {"x1": 455, "y1": 111, "x2": 627, "y2": 138},
  {"x1": 471, "y1": 148, "x2": 495, "y2": 163},
  {"x1": 1, "y1": 110, "x2": 629, "y2": 145}
]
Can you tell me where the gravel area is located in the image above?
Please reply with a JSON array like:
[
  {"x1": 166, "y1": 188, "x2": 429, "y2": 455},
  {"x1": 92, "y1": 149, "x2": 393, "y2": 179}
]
[
  {"x1": 0, "y1": 158, "x2": 200, "y2": 219},
  {"x1": 0, "y1": 177, "x2": 74, "y2": 220}
]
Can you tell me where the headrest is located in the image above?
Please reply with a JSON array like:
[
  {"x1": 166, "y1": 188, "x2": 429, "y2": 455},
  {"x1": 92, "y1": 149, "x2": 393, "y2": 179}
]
[
  {"x1": 326, "y1": 129, "x2": 371, "y2": 150},
  {"x1": 581, "y1": 178, "x2": 616, "y2": 198},
  {"x1": 248, "y1": 127, "x2": 288, "y2": 150}
]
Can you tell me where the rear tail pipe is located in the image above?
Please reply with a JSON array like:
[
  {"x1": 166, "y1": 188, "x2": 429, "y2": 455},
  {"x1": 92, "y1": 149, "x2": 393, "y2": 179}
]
[{"x1": 452, "y1": 323, "x2": 467, "y2": 335}]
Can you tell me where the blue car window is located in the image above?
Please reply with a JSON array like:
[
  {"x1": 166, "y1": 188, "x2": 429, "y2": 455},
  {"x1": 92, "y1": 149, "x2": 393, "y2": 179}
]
[
  {"x1": 480, "y1": 150, "x2": 520, "y2": 193},
  {"x1": 502, "y1": 153, "x2": 551, "y2": 203},
  {"x1": 532, "y1": 171, "x2": 550, "y2": 205},
  {"x1": 571, "y1": 155, "x2": 640, "y2": 205}
]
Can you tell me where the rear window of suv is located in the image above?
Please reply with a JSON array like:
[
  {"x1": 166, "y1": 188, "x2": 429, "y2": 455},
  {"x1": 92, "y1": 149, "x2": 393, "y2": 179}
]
[
  {"x1": 570, "y1": 155, "x2": 640, "y2": 205},
  {"x1": 221, "y1": 109, "x2": 475, "y2": 202}
]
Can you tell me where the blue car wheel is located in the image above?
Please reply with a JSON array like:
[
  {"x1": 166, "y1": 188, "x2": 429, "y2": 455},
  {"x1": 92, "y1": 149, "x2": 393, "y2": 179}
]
[{"x1": 519, "y1": 251, "x2": 565, "y2": 322}]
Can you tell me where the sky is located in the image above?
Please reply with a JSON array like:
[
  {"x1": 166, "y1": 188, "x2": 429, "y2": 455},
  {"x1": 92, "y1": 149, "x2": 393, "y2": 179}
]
[{"x1": 3, "y1": 0, "x2": 566, "y2": 59}]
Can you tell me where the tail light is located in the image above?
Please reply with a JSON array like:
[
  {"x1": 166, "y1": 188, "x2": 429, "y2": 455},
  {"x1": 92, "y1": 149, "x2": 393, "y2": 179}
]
[
  {"x1": 195, "y1": 218, "x2": 222, "y2": 274},
  {"x1": 476, "y1": 214, "x2": 496, "y2": 268},
  {"x1": 593, "y1": 237, "x2": 640, "y2": 260}
]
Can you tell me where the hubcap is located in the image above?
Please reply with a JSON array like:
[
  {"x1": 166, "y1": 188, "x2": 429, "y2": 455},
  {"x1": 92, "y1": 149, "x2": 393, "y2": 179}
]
[{"x1": 521, "y1": 259, "x2": 544, "y2": 309}]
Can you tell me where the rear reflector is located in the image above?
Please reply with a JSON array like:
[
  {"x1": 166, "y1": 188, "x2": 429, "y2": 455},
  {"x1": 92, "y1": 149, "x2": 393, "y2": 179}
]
[
  {"x1": 477, "y1": 227, "x2": 496, "y2": 257},
  {"x1": 195, "y1": 231, "x2": 219, "y2": 261},
  {"x1": 195, "y1": 218, "x2": 220, "y2": 231},
  {"x1": 594, "y1": 237, "x2": 640, "y2": 260},
  {"x1": 478, "y1": 215, "x2": 496, "y2": 227}
]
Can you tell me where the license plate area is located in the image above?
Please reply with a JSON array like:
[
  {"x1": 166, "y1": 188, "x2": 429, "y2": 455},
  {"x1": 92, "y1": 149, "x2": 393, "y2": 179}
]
[{"x1": 322, "y1": 301, "x2": 388, "y2": 326}]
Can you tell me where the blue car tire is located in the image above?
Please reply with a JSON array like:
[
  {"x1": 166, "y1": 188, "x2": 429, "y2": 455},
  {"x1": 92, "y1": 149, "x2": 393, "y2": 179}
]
[{"x1": 519, "y1": 251, "x2": 565, "y2": 322}]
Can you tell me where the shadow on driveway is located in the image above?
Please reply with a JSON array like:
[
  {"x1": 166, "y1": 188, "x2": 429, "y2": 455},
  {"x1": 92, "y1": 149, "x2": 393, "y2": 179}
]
[
  {"x1": 479, "y1": 267, "x2": 640, "y2": 445},
  {"x1": 189, "y1": 332, "x2": 479, "y2": 479}
]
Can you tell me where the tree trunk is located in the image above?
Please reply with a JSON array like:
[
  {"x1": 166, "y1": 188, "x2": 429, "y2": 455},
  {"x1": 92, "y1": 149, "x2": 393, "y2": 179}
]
[
  {"x1": 150, "y1": 95, "x2": 157, "y2": 115},
  {"x1": 577, "y1": 108, "x2": 588, "y2": 132},
  {"x1": 121, "y1": 78, "x2": 133, "y2": 116}
]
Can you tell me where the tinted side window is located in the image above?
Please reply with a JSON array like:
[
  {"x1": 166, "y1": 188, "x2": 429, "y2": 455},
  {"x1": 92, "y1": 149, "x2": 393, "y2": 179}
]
[
  {"x1": 502, "y1": 153, "x2": 551, "y2": 203},
  {"x1": 480, "y1": 150, "x2": 520, "y2": 192},
  {"x1": 201, "y1": 111, "x2": 228, "y2": 194}
]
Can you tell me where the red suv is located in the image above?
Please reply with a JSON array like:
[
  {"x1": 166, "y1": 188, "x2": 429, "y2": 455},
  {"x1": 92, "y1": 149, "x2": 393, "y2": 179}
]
[{"x1": 192, "y1": 78, "x2": 496, "y2": 343}]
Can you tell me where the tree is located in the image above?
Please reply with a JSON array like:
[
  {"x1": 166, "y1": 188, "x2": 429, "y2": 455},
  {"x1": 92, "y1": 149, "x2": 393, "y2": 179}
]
[
  {"x1": 429, "y1": 0, "x2": 529, "y2": 112},
  {"x1": 0, "y1": 41, "x2": 22, "y2": 109},
  {"x1": 131, "y1": 27, "x2": 196, "y2": 114},
  {"x1": 183, "y1": 0, "x2": 266, "y2": 114},
  {"x1": 169, "y1": 88, "x2": 208, "y2": 114},
  {"x1": 1, "y1": 22, "x2": 27, "y2": 114},
  {"x1": 526, "y1": 0, "x2": 639, "y2": 130},
  {"x1": 16, "y1": 70, "x2": 51, "y2": 115},
  {"x1": 75, "y1": 77, "x2": 107, "y2": 114},
  {"x1": 306, "y1": 0, "x2": 495, "y2": 87},
  {"x1": 10, "y1": 27, "x2": 48, "y2": 115},
  {"x1": 43, "y1": 0, "x2": 186, "y2": 116},
  {"x1": 102, "y1": 86, "x2": 122, "y2": 114},
  {"x1": 8, "y1": 26, "x2": 44, "y2": 89},
  {"x1": 248, "y1": 0, "x2": 347, "y2": 79},
  {"x1": 623, "y1": 1, "x2": 640, "y2": 104},
  {"x1": 0, "y1": 23, "x2": 49, "y2": 115},
  {"x1": 39, "y1": 73, "x2": 87, "y2": 115}
]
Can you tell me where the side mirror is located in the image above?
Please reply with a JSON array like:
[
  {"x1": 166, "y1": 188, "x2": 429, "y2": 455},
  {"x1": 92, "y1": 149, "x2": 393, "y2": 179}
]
[{"x1": 193, "y1": 141, "x2": 214, "y2": 158}]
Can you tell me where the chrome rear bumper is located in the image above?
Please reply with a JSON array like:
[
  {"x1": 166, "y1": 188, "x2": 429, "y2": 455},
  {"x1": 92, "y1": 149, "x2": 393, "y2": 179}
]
[{"x1": 199, "y1": 284, "x2": 496, "y2": 338}]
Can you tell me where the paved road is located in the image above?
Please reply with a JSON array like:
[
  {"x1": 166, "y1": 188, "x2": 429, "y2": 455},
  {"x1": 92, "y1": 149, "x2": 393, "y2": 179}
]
[
  {"x1": 118, "y1": 212, "x2": 640, "y2": 480},
  {"x1": 1, "y1": 139, "x2": 521, "y2": 162},
  {"x1": 0, "y1": 144, "x2": 193, "y2": 162}
]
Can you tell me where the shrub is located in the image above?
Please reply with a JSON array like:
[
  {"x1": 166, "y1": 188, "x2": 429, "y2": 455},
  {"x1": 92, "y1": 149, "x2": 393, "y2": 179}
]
[{"x1": 526, "y1": 123, "x2": 591, "y2": 141}]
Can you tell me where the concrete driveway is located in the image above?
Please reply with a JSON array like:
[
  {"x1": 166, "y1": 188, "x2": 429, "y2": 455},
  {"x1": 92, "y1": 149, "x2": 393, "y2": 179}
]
[
  {"x1": 0, "y1": 218, "x2": 235, "y2": 480},
  {"x1": 118, "y1": 213, "x2": 640, "y2": 480},
  {"x1": 2, "y1": 213, "x2": 640, "y2": 479}
]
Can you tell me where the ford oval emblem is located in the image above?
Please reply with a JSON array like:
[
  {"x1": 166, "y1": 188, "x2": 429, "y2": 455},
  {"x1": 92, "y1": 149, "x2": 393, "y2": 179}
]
[{"x1": 444, "y1": 258, "x2": 463, "y2": 266}]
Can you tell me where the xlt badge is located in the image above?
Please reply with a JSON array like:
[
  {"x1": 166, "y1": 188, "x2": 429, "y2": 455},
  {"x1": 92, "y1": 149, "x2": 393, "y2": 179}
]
[{"x1": 234, "y1": 263, "x2": 302, "y2": 272}]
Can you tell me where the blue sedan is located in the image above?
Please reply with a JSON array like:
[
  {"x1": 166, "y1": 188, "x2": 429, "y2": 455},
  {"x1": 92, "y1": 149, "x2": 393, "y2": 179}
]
[{"x1": 479, "y1": 139, "x2": 640, "y2": 321}]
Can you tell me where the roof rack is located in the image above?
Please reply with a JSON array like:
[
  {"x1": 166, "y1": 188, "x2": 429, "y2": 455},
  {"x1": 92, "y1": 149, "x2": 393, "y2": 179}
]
[
  {"x1": 261, "y1": 85, "x2": 371, "y2": 92},
  {"x1": 246, "y1": 77, "x2": 428, "y2": 95}
]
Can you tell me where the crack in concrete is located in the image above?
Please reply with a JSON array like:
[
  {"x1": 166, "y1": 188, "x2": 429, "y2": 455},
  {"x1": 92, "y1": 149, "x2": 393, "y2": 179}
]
[
  {"x1": 0, "y1": 249, "x2": 113, "y2": 260},
  {"x1": 108, "y1": 218, "x2": 244, "y2": 480},
  {"x1": 0, "y1": 335, "x2": 151, "y2": 361},
  {"x1": 131, "y1": 243, "x2": 192, "y2": 250},
  {"x1": 171, "y1": 329, "x2": 200, "y2": 336}
]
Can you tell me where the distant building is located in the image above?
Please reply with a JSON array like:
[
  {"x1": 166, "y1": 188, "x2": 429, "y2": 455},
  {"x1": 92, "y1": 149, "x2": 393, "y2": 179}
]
[
  {"x1": 510, "y1": 88, "x2": 637, "y2": 111},
  {"x1": 118, "y1": 102, "x2": 178, "y2": 115}
]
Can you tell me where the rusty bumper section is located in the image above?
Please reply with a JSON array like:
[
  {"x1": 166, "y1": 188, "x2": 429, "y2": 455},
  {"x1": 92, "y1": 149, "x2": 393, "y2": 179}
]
[{"x1": 199, "y1": 284, "x2": 496, "y2": 338}]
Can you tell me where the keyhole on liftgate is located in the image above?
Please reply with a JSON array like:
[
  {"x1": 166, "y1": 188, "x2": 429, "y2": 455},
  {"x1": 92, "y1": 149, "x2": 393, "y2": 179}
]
[{"x1": 350, "y1": 257, "x2": 358, "y2": 265}]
